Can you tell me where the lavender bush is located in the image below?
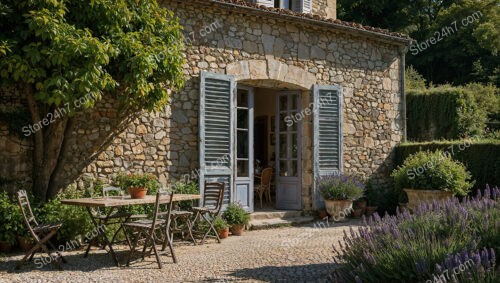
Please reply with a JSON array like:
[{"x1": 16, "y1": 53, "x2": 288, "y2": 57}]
[
  {"x1": 318, "y1": 174, "x2": 364, "y2": 201},
  {"x1": 331, "y1": 185, "x2": 500, "y2": 283}
]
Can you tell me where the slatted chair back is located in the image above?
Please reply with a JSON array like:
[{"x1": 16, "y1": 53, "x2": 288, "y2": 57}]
[
  {"x1": 260, "y1": 168, "x2": 273, "y2": 187},
  {"x1": 16, "y1": 190, "x2": 38, "y2": 237},
  {"x1": 203, "y1": 182, "x2": 225, "y2": 214},
  {"x1": 151, "y1": 191, "x2": 174, "y2": 230}
]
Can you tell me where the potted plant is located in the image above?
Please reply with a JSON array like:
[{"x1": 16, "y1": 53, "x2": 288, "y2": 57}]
[
  {"x1": 214, "y1": 216, "x2": 229, "y2": 239},
  {"x1": 0, "y1": 192, "x2": 18, "y2": 253},
  {"x1": 223, "y1": 203, "x2": 250, "y2": 236},
  {"x1": 318, "y1": 174, "x2": 364, "y2": 220},
  {"x1": 117, "y1": 173, "x2": 160, "y2": 199},
  {"x1": 391, "y1": 150, "x2": 473, "y2": 212}
]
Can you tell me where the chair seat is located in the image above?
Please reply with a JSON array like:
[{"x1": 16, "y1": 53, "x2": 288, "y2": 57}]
[
  {"x1": 192, "y1": 206, "x2": 218, "y2": 214},
  {"x1": 123, "y1": 219, "x2": 166, "y2": 229},
  {"x1": 170, "y1": 211, "x2": 193, "y2": 217},
  {"x1": 33, "y1": 222, "x2": 63, "y2": 233}
]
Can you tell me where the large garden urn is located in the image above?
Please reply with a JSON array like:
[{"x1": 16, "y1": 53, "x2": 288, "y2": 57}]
[
  {"x1": 404, "y1": 189, "x2": 453, "y2": 212},
  {"x1": 324, "y1": 199, "x2": 353, "y2": 220}
]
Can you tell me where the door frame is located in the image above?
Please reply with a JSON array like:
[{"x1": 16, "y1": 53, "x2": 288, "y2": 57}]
[
  {"x1": 233, "y1": 85, "x2": 254, "y2": 212},
  {"x1": 275, "y1": 90, "x2": 302, "y2": 210}
]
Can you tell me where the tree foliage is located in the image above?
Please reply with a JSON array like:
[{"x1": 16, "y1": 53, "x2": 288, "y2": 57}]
[
  {"x1": 0, "y1": 0, "x2": 185, "y2": 201},
  {"x1": 339, "y1": 0, "x2": 500, "y2": 86}
]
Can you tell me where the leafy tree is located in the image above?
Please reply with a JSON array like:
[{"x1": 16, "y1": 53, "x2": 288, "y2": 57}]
[
  {"x1": 338, "y1": 0, "x2": 499, "y2": 86},
  {"x1": 0, "y1": 0, "x2": 185, "y2": 201}
]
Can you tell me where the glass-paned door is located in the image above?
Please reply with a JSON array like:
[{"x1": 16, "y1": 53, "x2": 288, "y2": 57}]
[
  {"x1": 234, "y1": 86, "x2": 254, "y2": 212},
  {"x1": 275, "y1": 91, "x2": 301, "y2": 210}
]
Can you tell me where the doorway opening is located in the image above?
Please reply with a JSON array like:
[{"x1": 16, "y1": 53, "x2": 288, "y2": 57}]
[{"x1": 240, "y1": 86, "x2": 302, "y2": 212}]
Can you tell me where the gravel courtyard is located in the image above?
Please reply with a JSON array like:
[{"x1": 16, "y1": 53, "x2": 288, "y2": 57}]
[{"x1": 0, "y1": 220, "x2": 362, "y2": 283}]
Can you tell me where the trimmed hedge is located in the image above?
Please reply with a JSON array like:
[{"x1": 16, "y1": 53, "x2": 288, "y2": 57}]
[
  {"x1": 407, "y1": 87, "x2": 488, "y2": 141},
  {"x1": 395, "y1": 140, "x2": 500, "y2": 191}
]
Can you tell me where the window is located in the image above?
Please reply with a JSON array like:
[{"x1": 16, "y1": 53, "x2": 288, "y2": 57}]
[{"x1": 275, "y1": 0, "x2": 292, "y2": 9}]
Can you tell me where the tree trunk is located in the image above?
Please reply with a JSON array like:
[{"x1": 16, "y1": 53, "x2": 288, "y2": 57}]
[{"x1": 27, "y1": 91, "x2": 69, "y2": 202}]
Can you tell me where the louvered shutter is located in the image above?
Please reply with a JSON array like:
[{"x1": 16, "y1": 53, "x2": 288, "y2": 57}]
[
  {"x1": 199, "y1": 71, "x2": 235, "y2": 206},
  {"x1": 313, "y1": 85, "x2": 343, "y2": 209},
  {"x1": 292, "y1": 0, "x2": 312, "y2": 13},
  {"x1": 255, "y1": 0, "x2": 274, "y2": 7}
]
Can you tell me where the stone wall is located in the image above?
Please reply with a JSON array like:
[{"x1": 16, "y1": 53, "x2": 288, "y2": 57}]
[
  {"x1": 313, "y1": 0, "x2": 337, "y2": 19},
  {"x1": 1, "y1": 1, "x2": 405, "y2": 211}
]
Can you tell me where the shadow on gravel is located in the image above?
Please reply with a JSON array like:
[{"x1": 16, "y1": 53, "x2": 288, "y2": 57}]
[
  {"x1": 228, "y1": 263, "x2": 338, "y2": 282},
  {"x1": 0, "y1": 249, "x2": 139, "y2": 273}
]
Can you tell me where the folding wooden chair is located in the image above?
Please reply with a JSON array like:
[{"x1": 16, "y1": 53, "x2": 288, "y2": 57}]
[
  {"x1": 255, "y1": 168, "x2": 273, "y2": 208},
  {"x1": 122, "y1": 191, "x2": 176, "y2": 269},
  {"x1": 16, "y1": 190, "x2": 66, "y2": 270},
  {"x1": 190, "y1": 182, "x2": 225, "y2": 244}
]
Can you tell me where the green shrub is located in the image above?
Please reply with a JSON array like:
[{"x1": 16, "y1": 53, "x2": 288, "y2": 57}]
[
  {"x1": 395, "y1": 140, "x2": 500, "y2": 192},
  {"x1": 116, "y1": 173, "x2": 161, "y2": 192},
  {"x1": 223, "y1": 203, "x2": 250, "y2": 226},
  {"x1": 0, "y1": 191, "x2": 23, "y2": 244},
  {"x1": 407, "y1": 86, "x2": 488, "y2": 141},
  {"x1": 392, "y1": 150, "x2": 473, "y2": 197},
  {"x1": 37, "y1": 186, "x2": 94, "y2": 244},
  {"x1": 172, "y1": 181, "x2": 199, "y2": 210}
]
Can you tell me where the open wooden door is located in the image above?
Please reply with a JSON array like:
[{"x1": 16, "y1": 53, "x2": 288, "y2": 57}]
[
  {"x1": 199, "y1": 71, "x2": 235, "y2": 207},
  {"x1": 313, "y1": 85, "x2": 343, "y2": 209},
  {"x1": 275, "y1": 91, "x2": 302, "y2": 210}
]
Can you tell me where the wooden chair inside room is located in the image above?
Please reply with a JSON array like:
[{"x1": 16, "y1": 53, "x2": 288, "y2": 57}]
[
  {"x1": 255, "y1": 168, "x2": 273, "y2": 208},
  {"x1": 190, "y1": 182, "x2": 225, "y2": 244},
  {"x1": 122, "y1": 191, "x2": 176, "y2": 269},
  {"x1": 16, "y1": 190, "x2": 66, "y2": 270}
]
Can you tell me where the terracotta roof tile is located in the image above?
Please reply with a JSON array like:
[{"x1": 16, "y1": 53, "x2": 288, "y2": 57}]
[{"x1": 203, "y1": 0, "x2": 412, "y2": 43}]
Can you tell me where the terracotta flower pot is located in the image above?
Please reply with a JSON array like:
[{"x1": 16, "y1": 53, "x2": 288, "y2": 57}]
[
  {"x1": 218, "y1": 228, "x2": 229, "y2": 239},
  {"x1": 404, "y1": 189, "x2": 453, "y2": 212},
  {"x1": 230, "y1": 224, "x2": 245, "y2": 236},
  {"x1": 324, "y1": 199, "x2": 353, "y2": 221},
  {"x1": 398, "y1": 202, "x2": 409, "y2": 213},
  {"x1": 352, "y1": 208, "x2": 364, "y2": 218},
  {"x1": 17, "y1": 236, "x2": 34, "y2": 252},
  {"x1": 318, "y1": 209, "x2": 329, "y2": 219},
  {"x1": 353, "y1": 199, "x2": 367, "y2": 211},
  {"x1": 128, "y1": 187, "x2": 148, "y2": 199},
  {"x1": 0, "y1": 241, "x2": 13, "y2": 253}
]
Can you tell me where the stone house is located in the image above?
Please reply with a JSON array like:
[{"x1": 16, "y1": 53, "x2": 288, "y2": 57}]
[{"x1": 0, "y1": 0, "x2": 412, "y2": 212}]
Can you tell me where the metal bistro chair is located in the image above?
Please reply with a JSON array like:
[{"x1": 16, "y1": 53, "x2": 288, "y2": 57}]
[
  {"x1": 85, "y1": 186, "x2": 145, "y2": 257},
  {"x1": 255, "y1": 168, "x2": 273, "y2": 208},
  {"x1": 190, "y1": 182, "x2": 225, "y2": 244},
  {"x1": 122, "y1": 191, "x2": 176, "y2": 269},
  {"x1": 16, "y1": 190, "x2": 67, "y2": 270}
]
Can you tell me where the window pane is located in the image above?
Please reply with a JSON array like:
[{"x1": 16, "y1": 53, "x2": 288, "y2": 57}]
[
  {"x1": 237, "y1": 160, "x2": 249, "y2": 177},
  {"x1": 279, "y1": 95, "x2": 287, "y2": 111},
  {"x1": 291, "y1": 113, "x2": 298, "y2": 131},
  {"x1": 237, "y1": 108, "x2": 248, "y2": 129},
  {"x1": 291, "y1": 94, "x2": 298, "y2": 110},
  {"x1": 237, "y1": 90, "x2": 248, "y2": 107},
  {"x1": 279, "y1": 160, "x2": 288, "y2": 176},
  {"x1": 291, "y1": 133, "x2": 298, "y2": 158},
  {"x1": 279, "y1": 134, "x2": 287, "y2": 158},
  {"x1": 290, "y1": 160, "x2": 298, "y2": 177},
  {"x1": 237, "y1": 130, "x2": 248, "y2": 158},
  {"x1": 279, "y1": 113, "x2": 287, "y2": 132}
]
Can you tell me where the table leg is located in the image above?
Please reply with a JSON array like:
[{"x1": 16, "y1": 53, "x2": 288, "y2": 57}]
[{"x1": 85, "y1": 207, "x2": 120, "y2": 266}]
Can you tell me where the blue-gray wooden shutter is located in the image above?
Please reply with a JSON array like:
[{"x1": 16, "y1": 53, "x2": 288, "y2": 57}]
[
  {"x1": 292, "y1": 0, "x2": 312, "y2": 13},
  {"x1": 199, "y1": 71, "x2": 235, "y2": 207},
  {"x1": 313, "y1": 85, "x2": 343, "y2": 209},
  {"x1": 255, "y1": 0, "x2": 274, "y2": 7}
]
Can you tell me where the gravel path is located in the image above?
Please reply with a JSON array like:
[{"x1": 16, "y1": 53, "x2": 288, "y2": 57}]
[{"x1": 0, "y1": 219, "x2": 362, "y2": 283}]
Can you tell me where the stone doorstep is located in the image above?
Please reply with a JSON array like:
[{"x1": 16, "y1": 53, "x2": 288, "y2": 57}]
[
  {"x1": 249, "y1": 215, "x2": 315, "y2": 230},
  {"x1": 249, "y1": 210, "x2": 303, "y2": 221}
]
